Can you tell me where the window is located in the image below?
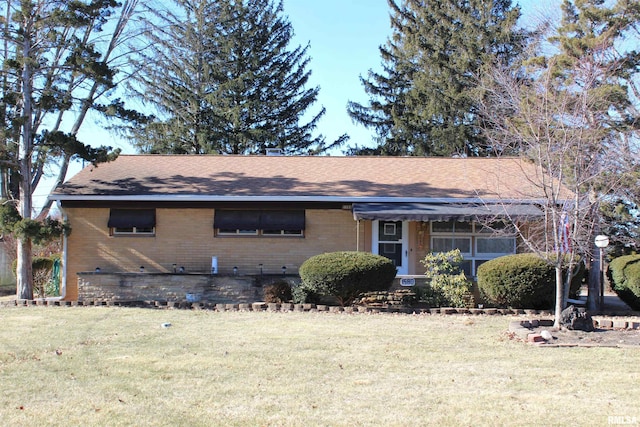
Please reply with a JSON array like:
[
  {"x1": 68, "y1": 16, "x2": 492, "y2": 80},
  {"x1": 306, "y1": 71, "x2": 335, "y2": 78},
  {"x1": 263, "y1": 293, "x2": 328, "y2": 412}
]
[
  {"x1": 431, "y1": 220, "x2": 473, "y2": 233},
  {"x1": 476, "y1": 237, "x2": 515, "y2": 255},
  {"x1": 383, "y1": 222, "x2": 397, "y2": 236},
  {"x1": 214, "y1": 210, "x2": 305, "y2": 237},
  {"x1": 430, "y1": 220, "x2": 515, "y2": 276},
  {"x1": 477, "y1": 221, "x2": 513, "y2": 234},
  {"x1": 432, "y1": 237, "x2": 472, "y2": 255},
  {"x1": 215, "y1": 210, "x2": 260, "y2": 235},
  {"x1": 108, "y1": 209, "x2": 156, "y2": 235},
  {"x1": 219, "y1": 229, "x2": 259, "y2": 236},
  {"x1": 262, "y1": 229, "x2": 304, "y2": 236}
]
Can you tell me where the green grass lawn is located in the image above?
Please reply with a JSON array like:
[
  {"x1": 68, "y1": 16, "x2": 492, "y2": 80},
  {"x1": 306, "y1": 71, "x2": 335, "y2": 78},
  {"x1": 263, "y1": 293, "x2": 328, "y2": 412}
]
[{"x1": 0, "y1": 307, "x2": 638, "y2": 426}]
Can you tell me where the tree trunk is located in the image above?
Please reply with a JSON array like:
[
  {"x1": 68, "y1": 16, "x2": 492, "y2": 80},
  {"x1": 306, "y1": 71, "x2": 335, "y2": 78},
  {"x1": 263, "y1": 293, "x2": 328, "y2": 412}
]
[
  {"x1": 16, "y1": 237, "x2": 32, "y2": 300},
  {"x1": 17, "y1": 10, "x2": 34, "y2": 300},
  {"x1": 554, "y1": 265, "x2": 564, "y2": 328},
  {"x1": 16, "y1": 150, "x2": 34, "y2": 299}
]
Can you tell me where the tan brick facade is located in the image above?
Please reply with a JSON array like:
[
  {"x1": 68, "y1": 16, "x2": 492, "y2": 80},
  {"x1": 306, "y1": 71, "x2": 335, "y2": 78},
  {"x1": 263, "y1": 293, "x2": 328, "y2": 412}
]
[
  {"x1": 61, "y1": 205, "x2": 524, "y2": 301},
  {"x1": 63, "y1": 207, "x2": 366, "y2": 300}
]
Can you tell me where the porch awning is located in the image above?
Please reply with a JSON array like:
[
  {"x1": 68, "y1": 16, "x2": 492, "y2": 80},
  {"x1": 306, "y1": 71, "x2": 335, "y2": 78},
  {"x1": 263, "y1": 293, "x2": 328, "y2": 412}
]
[{"x1": 352, "y1": 203, "x2": 543, "y2": 222}]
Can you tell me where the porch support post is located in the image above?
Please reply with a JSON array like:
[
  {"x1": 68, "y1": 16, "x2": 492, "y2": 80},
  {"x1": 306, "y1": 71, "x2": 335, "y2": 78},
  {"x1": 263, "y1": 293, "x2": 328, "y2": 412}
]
[{"x1": 356, "y1": 219, "x2": 360, "y2": 251}]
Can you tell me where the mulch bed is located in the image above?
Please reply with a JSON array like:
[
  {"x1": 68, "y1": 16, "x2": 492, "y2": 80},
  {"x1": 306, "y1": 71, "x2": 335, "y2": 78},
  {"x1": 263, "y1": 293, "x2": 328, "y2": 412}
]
[{"x1": 509, "y1": 318, "x2": 640, "y2": 348}]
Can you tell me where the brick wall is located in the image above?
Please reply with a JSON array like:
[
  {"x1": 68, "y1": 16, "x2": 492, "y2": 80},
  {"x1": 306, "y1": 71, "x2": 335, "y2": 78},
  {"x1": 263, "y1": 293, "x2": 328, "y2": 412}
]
[{"x1": 63, "y1": 207, "x2": 361, "y2": 300}]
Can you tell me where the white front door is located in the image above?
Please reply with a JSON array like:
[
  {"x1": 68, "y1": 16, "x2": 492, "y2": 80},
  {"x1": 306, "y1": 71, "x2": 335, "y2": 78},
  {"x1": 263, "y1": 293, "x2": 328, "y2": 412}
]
[{"x1": 372, "y1": 220, "x2": 409, "y2": 275}]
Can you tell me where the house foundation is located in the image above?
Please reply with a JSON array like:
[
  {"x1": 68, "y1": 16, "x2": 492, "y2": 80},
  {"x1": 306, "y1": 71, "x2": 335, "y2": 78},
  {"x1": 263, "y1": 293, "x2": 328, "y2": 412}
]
[{"x1": 76, "y1": 272, "x2": 295, "y2": 304}]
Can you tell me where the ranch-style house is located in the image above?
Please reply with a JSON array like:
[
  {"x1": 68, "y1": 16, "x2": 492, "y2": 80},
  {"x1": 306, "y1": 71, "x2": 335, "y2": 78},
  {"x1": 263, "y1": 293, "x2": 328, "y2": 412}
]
[{"x1": 48, "y1": 155, "x2": 545, "y2": 302}]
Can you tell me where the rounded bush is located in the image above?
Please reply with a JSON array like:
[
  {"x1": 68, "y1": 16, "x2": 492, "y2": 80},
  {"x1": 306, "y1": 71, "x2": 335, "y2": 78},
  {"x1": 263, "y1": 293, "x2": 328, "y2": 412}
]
[
  {"x1": 297, "y1": 251, "x2": 397, "y2": 306},
  {"x1": 608, "y1": 254, "x2": 640, "y2": 310},
  {"x1": 477, "y1": 253, "x2": 583, "y2": 309}
]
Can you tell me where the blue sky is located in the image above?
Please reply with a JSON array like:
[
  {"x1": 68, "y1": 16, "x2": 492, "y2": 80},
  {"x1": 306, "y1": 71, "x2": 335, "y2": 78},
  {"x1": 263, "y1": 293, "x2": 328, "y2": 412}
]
[
  {"x1": 283, "y1": 0, "x2": 392, "y2": 151},
  {"x1": 281, "y1": 0, "x2": 557, "y2": 153},
  {"x1": 79, "y1": 0, "x2": 558, "y2": 156},
  {"x1": 38, "y1": 0, "x2": 557, "y2": 207}
]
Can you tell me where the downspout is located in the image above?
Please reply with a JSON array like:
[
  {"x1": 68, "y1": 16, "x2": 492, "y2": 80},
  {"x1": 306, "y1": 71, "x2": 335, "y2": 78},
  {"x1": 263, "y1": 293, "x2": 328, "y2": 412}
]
[{"x1": 356, "y1": 219, "x2": 360, "y2": 252}]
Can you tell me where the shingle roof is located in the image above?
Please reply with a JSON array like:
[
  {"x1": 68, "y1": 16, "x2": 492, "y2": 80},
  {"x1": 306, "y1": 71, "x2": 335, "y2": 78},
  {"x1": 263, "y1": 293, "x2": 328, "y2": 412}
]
[{"x1": 49, "y1": 155, "x2": 548, "y2": 202}]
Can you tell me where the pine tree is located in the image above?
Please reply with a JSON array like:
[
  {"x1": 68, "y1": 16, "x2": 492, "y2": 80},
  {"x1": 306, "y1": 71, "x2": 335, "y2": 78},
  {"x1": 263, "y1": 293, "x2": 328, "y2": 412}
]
[
  {"x1": 127, "y1": 0, "x2": 346, "y2": 155},
  {"x1": 347, "y1": 0, "x2": 524, "y2": 156}
]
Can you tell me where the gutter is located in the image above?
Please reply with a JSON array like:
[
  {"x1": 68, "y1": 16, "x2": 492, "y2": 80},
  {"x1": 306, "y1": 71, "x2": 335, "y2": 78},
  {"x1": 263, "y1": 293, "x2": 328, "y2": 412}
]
[
  {"x1": 60, "y1": 202, "x2": 68, "y2": 300},
  {"x1": 47, "y1": 194, "x2": 550, "y2": 205}
]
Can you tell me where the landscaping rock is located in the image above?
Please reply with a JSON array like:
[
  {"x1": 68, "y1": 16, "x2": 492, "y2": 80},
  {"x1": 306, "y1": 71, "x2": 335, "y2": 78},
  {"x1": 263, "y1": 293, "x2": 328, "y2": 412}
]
[
  {"x1": 540, "y1": 330, "x2": 554, "y2": 341},
  {"x1": 527, "y1": 333, "x2": 545, "y2": 343},
  {"x1": 597, "y1": 319, "x2": 613, "y2": 328},
  {"x1": 560, "y1": 305, "x2": 594, "y2": 332},
  {"x1": 613, "y1": 320, "x2": 628, "y2": 329}
]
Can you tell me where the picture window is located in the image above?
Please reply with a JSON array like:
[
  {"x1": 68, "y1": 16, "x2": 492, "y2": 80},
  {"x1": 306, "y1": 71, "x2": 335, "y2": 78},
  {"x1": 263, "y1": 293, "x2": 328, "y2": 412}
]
[{"x1": 430, "y1": 220, "x2": 515, "y2": 276}]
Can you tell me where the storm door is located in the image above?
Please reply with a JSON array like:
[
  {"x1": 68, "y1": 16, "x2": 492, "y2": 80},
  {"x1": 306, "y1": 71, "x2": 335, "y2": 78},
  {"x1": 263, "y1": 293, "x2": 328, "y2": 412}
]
[{"x1": 372, "y1": 220, "x2": 408, "y2": 275}]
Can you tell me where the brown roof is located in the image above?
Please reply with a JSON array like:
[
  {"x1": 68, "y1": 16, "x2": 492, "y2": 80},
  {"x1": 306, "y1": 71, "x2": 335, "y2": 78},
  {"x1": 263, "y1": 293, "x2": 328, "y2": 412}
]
[{"x1": 50, "y1": 155, "x2": 547, "y2": 202}]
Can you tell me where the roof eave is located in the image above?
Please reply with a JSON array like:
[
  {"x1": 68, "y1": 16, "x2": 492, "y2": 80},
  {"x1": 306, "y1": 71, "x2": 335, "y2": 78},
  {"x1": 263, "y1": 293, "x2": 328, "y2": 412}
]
[{"x1": 48, "y1": 194, "x2": 550, "y2": 205}]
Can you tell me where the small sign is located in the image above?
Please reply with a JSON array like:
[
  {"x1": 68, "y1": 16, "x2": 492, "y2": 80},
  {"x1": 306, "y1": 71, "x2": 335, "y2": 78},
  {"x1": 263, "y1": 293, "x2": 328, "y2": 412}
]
[{"x1": 400, "y1": 278, "x2": 416, "y2": 287}]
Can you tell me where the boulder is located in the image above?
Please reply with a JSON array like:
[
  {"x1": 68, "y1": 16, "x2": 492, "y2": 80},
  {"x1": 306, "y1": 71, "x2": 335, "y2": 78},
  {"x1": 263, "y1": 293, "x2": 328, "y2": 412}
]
[{"x1": 560, "y1": 305, "x2": 594, "y2": 331}]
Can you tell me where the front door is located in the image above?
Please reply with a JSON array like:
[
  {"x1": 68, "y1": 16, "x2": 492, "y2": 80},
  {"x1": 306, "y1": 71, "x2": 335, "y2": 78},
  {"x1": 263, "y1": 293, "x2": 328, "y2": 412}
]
[{"x1": 372, "y1": 220, "x2": 409, "y2": 275}]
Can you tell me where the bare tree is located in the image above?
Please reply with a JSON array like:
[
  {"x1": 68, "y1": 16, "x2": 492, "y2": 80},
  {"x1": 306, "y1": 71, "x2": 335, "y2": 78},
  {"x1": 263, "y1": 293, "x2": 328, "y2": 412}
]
[{"x1": 476, "y1": 1, "x2": 639, "y2": 326}]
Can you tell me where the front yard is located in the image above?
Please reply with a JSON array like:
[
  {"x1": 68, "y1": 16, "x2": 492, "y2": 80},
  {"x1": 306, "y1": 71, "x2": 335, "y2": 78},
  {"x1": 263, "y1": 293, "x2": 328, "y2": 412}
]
[{"x1": 0, "y1": 307, "x2": 638, "y2": 426}]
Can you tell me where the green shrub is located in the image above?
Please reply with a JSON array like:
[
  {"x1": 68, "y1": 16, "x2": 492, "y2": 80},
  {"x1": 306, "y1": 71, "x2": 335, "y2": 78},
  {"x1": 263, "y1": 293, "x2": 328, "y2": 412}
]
[
  {"x1": 609, "y1": 255, "x2": 633, "y2": 289},
  {"x1": 608, "y1": 254, "x2": 640, "y2": 310},
  {"x1": 12, "y1": 256, "x2": 58, "y2": 298},
  {"x1": 263, "y1": 281, "x2": 293, "y2": 303},
  {"x1": 292, "y1": 282, "x2": 322, "y2": 305},
  {"x1": 477, "y1": 253, "x2": 583, "y2": 309},
  {"x1": 420, "y1": 250, "x2": 473, "y2": 308},
  {"x1": 414, "y1": 284, "x2": 451, "y2": 309},
  {"x1": 297, "y1": 251, "x2": 396, "y2": 306}
]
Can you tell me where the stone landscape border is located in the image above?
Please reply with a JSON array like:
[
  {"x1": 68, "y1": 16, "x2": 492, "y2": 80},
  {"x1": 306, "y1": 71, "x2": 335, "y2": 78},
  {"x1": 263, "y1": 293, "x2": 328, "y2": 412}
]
[
  {"x1": 2, "y1": 298, "x2": 639, "y2": 328},
  {"x1": 0, "y1": 299, "x2": 559, "y2": 315}
]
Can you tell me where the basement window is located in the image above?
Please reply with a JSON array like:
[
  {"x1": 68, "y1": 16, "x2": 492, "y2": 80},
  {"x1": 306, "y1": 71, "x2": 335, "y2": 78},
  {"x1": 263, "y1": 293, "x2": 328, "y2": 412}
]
[{"x1": 108, "y1": 209, "x2": 156, "y2": 236}]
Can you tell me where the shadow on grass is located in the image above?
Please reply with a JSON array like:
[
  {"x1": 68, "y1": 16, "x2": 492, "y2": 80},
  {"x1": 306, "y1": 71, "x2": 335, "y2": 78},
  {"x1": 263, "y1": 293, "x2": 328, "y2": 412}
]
[{"x1": 0, "y1": 283, "x2": 15, "y2": 297}]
